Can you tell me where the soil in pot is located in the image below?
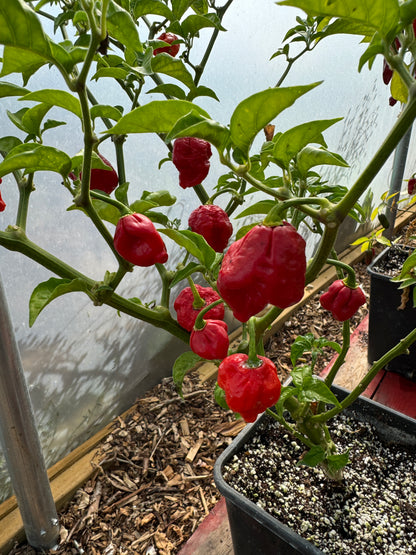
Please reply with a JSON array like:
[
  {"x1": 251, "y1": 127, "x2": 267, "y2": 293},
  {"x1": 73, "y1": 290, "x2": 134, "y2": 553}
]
[{"x1": 222, "y1": 412, "x2": 416, "y2": 555}]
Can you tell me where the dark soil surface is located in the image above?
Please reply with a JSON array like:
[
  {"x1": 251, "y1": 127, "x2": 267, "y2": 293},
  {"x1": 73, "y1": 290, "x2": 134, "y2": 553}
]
[{"x1": 6, "y1": 259, "x2": 379, "y2": 555}]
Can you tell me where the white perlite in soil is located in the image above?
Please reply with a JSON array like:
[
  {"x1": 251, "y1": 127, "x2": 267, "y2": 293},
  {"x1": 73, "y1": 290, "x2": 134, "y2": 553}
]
[{"x1": 223, "y1": 413, "x2": 416, "y2": 555}]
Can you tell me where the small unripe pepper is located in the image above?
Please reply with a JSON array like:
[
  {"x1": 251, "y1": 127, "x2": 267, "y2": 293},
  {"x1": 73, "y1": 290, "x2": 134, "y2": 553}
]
[
  {"x1": 188, "y1": 204, "x2": 233, "y2": 252},
  {"x1": 218, "y1": 353, "x2": 281, "y2": 422},
  {"x1": 0, "y1": 179, "x2": 5, "y2": 212},
  {"x1": 113, "y1": 213, "x2": 168, "y2": 266},
  {"x1": 172, "y1": 137, "x2": 212, "y2": 189},
  {"x1": 174, "y1": 284, "x2": 224, "y2": 332},
  {"x1": 217, "y1": 222, "x2": 306, "y2": 322},
  {"x1": 190, "y1": 319, "x2": 229, "y2": 360},
  {"x1": 408, "y1": 177, "x2": 416, "y2": 195},
  {"x1": 320, "y1": 279, "x2": 366, "y2": 321},
  {"x1": 70, "y1": 153, "x2": 119, "y2": 194},
  {"x1": 153, "y1": 32, "x2": 180, "y2": 57}
]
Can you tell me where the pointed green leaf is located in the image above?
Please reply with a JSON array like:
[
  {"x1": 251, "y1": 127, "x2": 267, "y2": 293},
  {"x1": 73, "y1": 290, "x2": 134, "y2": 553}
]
[
  {"x1": 173, "y1": 351, "x2": 201, "y2": 397},
  {"x1": 298, "y1": 376, "x2": 342, "y2": 406},
  {"x1": 151, "y1": 54, "x2": 195, "y2": 88},
  {"x1": 170, "y1": 261, "x2": 203, "y2": 288},
  {"x1": 107, "y1": 0, "x2": 142, "y2": 53},
  {"x1": 129, "y1": 199, "x2": 158, "y2": 213},
  {"x1": 20, "y1": 89, "x2": 82, "y2": 119},
  {"x1": 160, "y1": 228, "x2": 216, "y2": 268},
  {"x1": 187, "y1": 85, "x2": 220, "y2": 102},
  {"x1": 91, "y1": 198, "x2": 121, "y2": 226},
  {"x1": 22, "y1": 103, "x2": 51, "y2": 137},
  {"x1": 7, "y1": 108, "x2": 29, "y2": 133},
  {"x1": 214, "y1": 383, "x2": 230, "y2": 410},
  {"x1": 273, "y1": 118, "x2": 343, "y2": 168},
  {"x1": 297, "y1": 445, "x2": 326, "y2": 467},
  {"x1": 165, "y1": 110, "x2": 229, "y2": 151},
  {"x1": 142, "y1": 189, "x2": 176, "y2": 206},
  {"x1": 327, "y1": 450, "x2": 350, "y2": 473},
  {"x1": 0, "y1": 81, "x2": 30, "y2": 98},
  {"x1": 0, "y1": 143, "x2": 72, "y2": 178},
  {"x1": 90, "y1": 104, "x2": 123, "y2": 122},
  {"x1": 236, "y1": 200, "x2": 277, "y2": 219},
  {"x1": 133, "y1": 0, "x2": 174, "y2": 20},
  {"x1": 296, "y1": 146, "x2": 349, "y2": 177},
  {"x1": 29, "y1": 277, "x2": 89, "y2": 327},
  {"x1": 92, "y1": 67, "x2": 130, "y2": 81},
  {"x1": 0, "y1": 136, "x2": 22, "y2": 155},
  {"x1": 106, "y1": 100, "x2": 210, "y2": 134},
  {"x1": 278, "y1": 0, "x2": 400, "y2": 39},
  {"x1": 172, "y1": 0, "x2": 193, "y2": 19},
  {"x1": 230, "y1": 83, "x2": 321, "y2": 157},
  {"x1": 180, "y1": 14, "x2": 219, "y2": 36},
  {"x1": 391, "y1": 70, "x2": 408, "y2": 104},
  {"x1": 147, "y1": 83, "x2": 187, "y2": 100}
]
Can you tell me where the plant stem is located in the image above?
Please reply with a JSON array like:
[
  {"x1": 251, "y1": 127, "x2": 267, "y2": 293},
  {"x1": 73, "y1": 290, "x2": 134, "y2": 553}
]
[
  {"x1": 324, "y1": 320, "x2": 350, "y2": 388},
  {"x1": 16, "y1": 174, "x2": 34, "y2": 232}
]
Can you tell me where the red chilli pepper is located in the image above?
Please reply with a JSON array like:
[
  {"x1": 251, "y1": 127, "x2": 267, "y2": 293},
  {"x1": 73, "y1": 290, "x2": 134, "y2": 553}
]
[
  {"x1": 408, "y1": 177, "x2": 416, "y2": 195},
  {"x1": 217, "y1": 222, "x2": 306, "y2": 322},
  {"x1": 153, "y1": 33, "x2": 180, "y2": 57},
  {"x1": 174, "y1": 285, "x2": 224, "y2": 332},
  {"x1": 320, "y1": 279, "x2": 366, "y2": 322},
  {"x1": 113, "y1": 213, "x2": 168, "y2": 267},
  {"x1": 382, "y1": 60, "x2": 393, "y2": 85},
  {"x1": 389, "y1": 96, "x2": 398, "y2": 106},
  {"x1": 190, "y1": 319, "x2": 229, "y2": 360},
  {"x1": 172, "y1": 137, "x2": 212, "y2": 189},
  {"x1": 188, "y1": 205, "x2": 233, "y2": 252},
  {"x1": 0, "y1": 179, "x2": 5, "y2": 212},
  {"x1": 69, "y1": 153, "x2": 119, "y2": 194},
  {"x1": 218, "y1": 353, "x2": 281, "y2": 422}
]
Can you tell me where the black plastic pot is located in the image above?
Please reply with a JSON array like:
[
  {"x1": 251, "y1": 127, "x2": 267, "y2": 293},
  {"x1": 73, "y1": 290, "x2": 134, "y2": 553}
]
[
  {"x1": 213, "y1": 386, "x2": 416, "y2": 555},
  {"x1": 367, "y1": 245, "x2": 416, "y2": 380}
]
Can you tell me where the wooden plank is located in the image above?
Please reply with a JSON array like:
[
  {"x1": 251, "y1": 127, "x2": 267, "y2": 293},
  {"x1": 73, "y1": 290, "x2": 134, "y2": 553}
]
[{"x1": 371, "y1": 371, "x2": 416, "y2": 419}]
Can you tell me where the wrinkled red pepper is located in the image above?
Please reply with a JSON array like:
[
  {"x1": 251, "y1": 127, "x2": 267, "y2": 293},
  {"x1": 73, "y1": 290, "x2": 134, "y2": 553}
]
[
  {"x1": 153, "y1": 32, "x2": 180, "y2": 57},
  {"x1": 408, "y1": 177, "x2": 416, "y2": 195},
  {"x1": 188, "y1": 204, "x2": 233, "y2": 252},
  {"x1": 69, "y1": 153, "x2": 119, "y2": 194},
  {"x1": 320, "y1": 279, "x2": 366, "y2": 322},
  {"x1": 174, "y1": 285, "x2": 225, "y2": 332},
  {"x1": 190, "y1": 319, "x2": 229, "y2": 360},
  {"x1": 217, "y1": 222, "x2": 306, "y2": 322},
  {"x1": 172, "y1": 137, "x2": 212, "y2": 189},
  {"x1": 218, "y1": 353, "x2": 281, "y2": 422},
  {"x1": 113, "y1": 213, "x2": 168, "y2": 266}
]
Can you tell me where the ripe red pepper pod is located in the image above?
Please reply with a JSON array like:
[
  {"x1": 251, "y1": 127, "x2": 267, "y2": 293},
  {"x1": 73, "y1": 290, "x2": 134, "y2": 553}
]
[
  {"x1": 174, "y1": 284, "x2": 225, "y2": 332},
  {"x1": 188, "y1": 204, "x2": 233, "y2": 252},
  {"x1": 113, "y1": 213, "x2": 168, "y2": 267},
  {"x1": 190, "y1": 319, "x2": 229, "y2": 360},
  {"x1": 153, "y1": 32, "x2": 180, "y2": 57},
  {"x1": 218, "y1": 353, "x2": 281, "y2": 422},
  {"x1": 172, "y1": 137, "x2": 212, "y2": 189},
  {"x1": 0, "y1": 179, "x2": 5, "y2": 212},
  {"x1": 408, "y1": 176, "x2": 416, "y2": 195},
  {"x1": 319, "y1": 279, "x2": 366, "y2": 322},
  {"x1": 217, "y1": 222, "x2": 306, "y2": 322},
  {"x1": 69, "y1": 153, "x2": 119, "y2": 194}
]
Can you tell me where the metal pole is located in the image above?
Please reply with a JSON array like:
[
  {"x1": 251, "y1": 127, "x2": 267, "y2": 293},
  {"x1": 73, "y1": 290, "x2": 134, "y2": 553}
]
[
  {"x1": 0, "y1": 273, "x2": 59, "y2": 549},
  {"x1": 384, "y1": 124, "x2": 413, "y2": 240}
]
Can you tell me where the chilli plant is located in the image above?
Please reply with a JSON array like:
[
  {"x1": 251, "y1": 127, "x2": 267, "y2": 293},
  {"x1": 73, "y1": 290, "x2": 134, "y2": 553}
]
[{"x1": 1, "y1": 0, "x2": 416, "y2": 482}]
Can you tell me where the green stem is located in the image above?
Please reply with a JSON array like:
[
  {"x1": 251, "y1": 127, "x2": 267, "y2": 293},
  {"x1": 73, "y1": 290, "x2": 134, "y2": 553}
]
[
  {"x1": 187, "y1": 277, "x2": 205, "y2": 309},
  {"x1": 89, "y1": 190, "x2": 131, "y2": 215},
  {"x1": 156, "y1": 263, "x2": 171, "y2": 308},
  {"x1": 324, "y1": 320, "x2": 350, "y2": 388},
  {"x1": 194, "y1": 298, "x2": 223, "y2": 329},
  {"x1": 247, "y1": 317, "x2": 262, "y2": 367},
  {"x1": 326, "y1": 258, "x2": 357, "y2": 288},
  {"x1": 16, "y1": 174, "x2": 34, "y2": 232},
  {"x1": 263, "y1": 197, "x2": 331, "y2": 226},
  {"x1": 192, "y1": 183, "x2": 210, "y2": 204}
]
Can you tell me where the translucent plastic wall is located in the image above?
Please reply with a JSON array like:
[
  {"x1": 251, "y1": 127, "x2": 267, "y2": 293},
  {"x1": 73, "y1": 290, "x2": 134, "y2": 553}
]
[{"x1": 0, "y1": 0, "x2": 408, "y2": 501}]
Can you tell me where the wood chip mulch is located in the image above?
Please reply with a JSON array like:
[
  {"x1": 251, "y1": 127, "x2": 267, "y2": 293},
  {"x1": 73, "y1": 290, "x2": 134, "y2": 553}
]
[{"x1": 9, "y1": 260, "x2": 373, "y2": 555}]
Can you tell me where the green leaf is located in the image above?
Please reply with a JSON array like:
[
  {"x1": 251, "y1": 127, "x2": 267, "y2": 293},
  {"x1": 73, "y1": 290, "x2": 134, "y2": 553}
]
[
  {"x1": 317, "y1": 18, "x2": 376, "y2": 38},
  {"x1": 160, "y1": 228, "x2": 216, "y2": 268},
  {"x1": 91, "y1": 198, "x2": 121, "y2": 226},
  {"x1": 21, "y1": 102, "x2": 51, "y2": 137},
  {"x1": 229, "y1": 83, "x2": 321, "y2": 157},
  {"x1": 297, "y1": 445, "x2": 326, "y2": 467},
  {"x1": 90, "y1": 104, "x2": 123, "y2": 122},
  {"x1": 170, "y1": 261, "x2": 203, "y2": 288},
  {"x1": 172, "y1": 351, "x2": 201, "y2": 397},
  {"x1": 133, "y1": 0, "x2": 174, "y2": 20},
  {"x1": 327, "y1": 450, "x2": 350, "y2": 473},
  {"x1": 0, "y1": 136, "x2": 22, "y2": 155},
  {"x1": 0, "y1": 81, "x2": 30, "y2": 98},
  {"x1": 129, "y1": 199, "x2": 158, "y2": 213},
  {"x1": 147, "y1": 83, "x2": 187, "y2": 100},
  {"x1": 274, "y1": 385, "x2": 299, "y2": 417},
  {"x1": 214, "y1": 383, "x2": 229, "y2": 410},
  {"x1": 273, "y1": 118, "x2": 343, "y2": 169},
  {"x1": 172, "y1": 0, "x2": 194, "y2": 19},
  {"x1": 20, "y1": 89, "x2": 82, "y2": 120},
  {"x1": 391, "y1": 70, "x2": 408, "y2": 104},
  {"x1": 0, "y1": 143, "x2": 72, "y2": 177},
  {"x1": 298, "y1": 376, "x2": 342, "y2": 407},
  {"x1": 151, "y1": 54, "x2": 195, "y2": 88},
  {"x1": 236, "y1": 199, "x2": 277, "y2": 219},
  {"x1": 278, "y1": 0, "x2": 400, "y2": 39},
  {"x1": 187, "y1": 85, "x2": 220, "y2": 102},
  {"x1": 91, "y1": 67, "x2": 130, "y2": 81},
  {"x1": 106, "y1": 100, "x2": 210, "y2": 134},
  {"x1": 1, "y1": 46, "x2": 46, "y2": 80},
  {"x1": 165, "y1": 110, "x2": 230, "y2": 151},
  {"x1": 235, "y1": 222, "x2": 259, "y2": 240},
  {"x1": 107, "y1": 0, "x2": 142, "y2": 53},
  {"x1": 296, "y1": 146, "x2": 349, "y2": 177},
  {"x1": 7, "y1": 108, "x2": 29, "y2": 133},
  {"x1": 29, "y1": 277, "x2": 89, "y2": 326},
  {"x1": 142, "y1": 189, "x2": 176, "y2": 206},
  {"x1": 181, "y1": 14, "x2": 220, "y2": 36}
]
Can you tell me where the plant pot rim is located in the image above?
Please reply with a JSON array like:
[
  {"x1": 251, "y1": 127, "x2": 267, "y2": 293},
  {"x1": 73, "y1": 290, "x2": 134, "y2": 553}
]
[{"x1": 367, "y1": 243, "x2": 413, "y2": 281}]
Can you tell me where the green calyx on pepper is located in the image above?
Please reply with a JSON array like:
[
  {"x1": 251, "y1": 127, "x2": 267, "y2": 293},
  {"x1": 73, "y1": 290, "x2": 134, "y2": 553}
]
[{"x1": 174, "y1": 284, "x2": 224, "y2": 332}]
